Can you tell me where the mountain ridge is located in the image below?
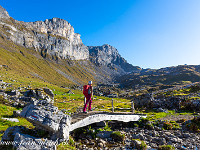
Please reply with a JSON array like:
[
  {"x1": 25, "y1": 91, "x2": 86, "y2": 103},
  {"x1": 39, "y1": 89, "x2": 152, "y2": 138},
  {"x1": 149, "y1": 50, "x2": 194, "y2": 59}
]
[
  {"x1": 1, "y1": 5, "x2": 199, "y2": 89},
  {"x1": 116, "y1": 65, "x2": 200, "y2": 90},
  {"x1": 0, "y1": 5, "x2": 139, "y2": 73},
  {"x1": 0, "y1": 5, "x2": 141, "y2": 86}
]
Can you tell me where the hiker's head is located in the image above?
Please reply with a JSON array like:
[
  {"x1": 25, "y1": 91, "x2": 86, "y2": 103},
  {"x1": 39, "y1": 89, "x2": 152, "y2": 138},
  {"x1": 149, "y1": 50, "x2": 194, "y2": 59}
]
[{"x1": 88, "y1": 81, "x2": 92, "y2": 85}]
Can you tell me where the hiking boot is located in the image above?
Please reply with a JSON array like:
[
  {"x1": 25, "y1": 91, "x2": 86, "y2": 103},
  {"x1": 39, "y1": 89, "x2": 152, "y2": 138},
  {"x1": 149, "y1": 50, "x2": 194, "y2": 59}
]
[{"x1": 83, "y1": 111, "x2": 88, "y2": 114}]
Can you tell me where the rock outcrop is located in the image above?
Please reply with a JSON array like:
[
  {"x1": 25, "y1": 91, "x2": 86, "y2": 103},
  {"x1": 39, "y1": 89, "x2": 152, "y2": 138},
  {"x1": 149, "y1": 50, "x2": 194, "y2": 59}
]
[
  {"x1": 0, "y1": 5, "x2": 9, "y2": 18},
  {"x1": 88, "y1": 44, "x2": 141, "y2": 73},
  {"x1": 20, "y1": 99, "x2": 71, "y2": 141},
  {"x1": 0, "y1": 6, "x2": 89, "y2": 60},
  {"x1": 2, "y1": 126, "x2": 57, "y2": 150}
]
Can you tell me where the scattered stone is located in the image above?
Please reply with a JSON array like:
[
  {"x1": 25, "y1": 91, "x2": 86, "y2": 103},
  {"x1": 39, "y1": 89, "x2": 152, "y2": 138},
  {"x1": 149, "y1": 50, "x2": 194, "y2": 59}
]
[
  {"x1": 13, "y1": 110, "x2": 21, "y2": 117},
  {"x1": 67, "y1": 90, "x2": 74, "y2": 94},
  {"x1": 95, "y1": 121, "x2": 106, "y2": 127},
  {"x1": 1, "y1": 118, "x2": 19, "y2": 122},
  {"x1": 97, "y1": 131, "x2": 112, "y2": 139},
  {"x1": 157, "y1": 108, "x2": 168, "y2": 113},
  {"x1": 43, "y1": 88, "x2": 54, "y2": 99}
]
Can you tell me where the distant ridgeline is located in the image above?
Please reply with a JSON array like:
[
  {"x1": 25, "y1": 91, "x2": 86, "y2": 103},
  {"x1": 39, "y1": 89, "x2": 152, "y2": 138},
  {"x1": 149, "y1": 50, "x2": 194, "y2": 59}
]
[
  {"x1": 116, "y1": 65, "x2": 200, "y2": 89},
  {"x1": 0, "y1": 5, "x2": 140, "y2": 86}
]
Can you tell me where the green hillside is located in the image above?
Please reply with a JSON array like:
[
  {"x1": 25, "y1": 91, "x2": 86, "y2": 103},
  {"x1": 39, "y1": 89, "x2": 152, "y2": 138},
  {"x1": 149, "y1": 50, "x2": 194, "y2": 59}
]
[{"x1": 0, "y1": 36, "x2": 99, "y2": 88}]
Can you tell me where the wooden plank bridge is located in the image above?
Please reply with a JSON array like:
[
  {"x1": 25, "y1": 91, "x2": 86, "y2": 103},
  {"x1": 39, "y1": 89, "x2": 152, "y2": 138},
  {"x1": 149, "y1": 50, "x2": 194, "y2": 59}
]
[{"x1": 70, "y1": 111, "x2": 147, "y2": 132}]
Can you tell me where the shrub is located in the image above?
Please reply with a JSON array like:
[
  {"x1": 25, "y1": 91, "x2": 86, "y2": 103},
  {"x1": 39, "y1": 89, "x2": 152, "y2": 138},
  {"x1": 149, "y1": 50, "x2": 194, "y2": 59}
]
[
  {"x1": 132, "y1": 139, "x2": 147, "y2": 150},
  {"x1": 133, "y1": 123, "x2": 139, "y2": 128},
  {"x1": 186, "y1": 116, "x2": 200, "y2": 132},
  {"x1": 68, "y1": 136, "x2": 75, "y2": 147},
  {"x1": 163, "y1": 121, "x2": 180, "y2": 130},
  {"x1": 138, "y1": 117, "x2": 153, "y2": 129},
  {"x1": 140, "y1": 141, "x2": 147, "y2": 150},
  {"x1": 163, "y1": 121, "x2": 173, "y2": 130},
  {"x1": 158, "y1": 145, "x2": 175, "y2": 150},
  {"x1": 110, "y1": 131, "x2": 125, "y2": 142}
]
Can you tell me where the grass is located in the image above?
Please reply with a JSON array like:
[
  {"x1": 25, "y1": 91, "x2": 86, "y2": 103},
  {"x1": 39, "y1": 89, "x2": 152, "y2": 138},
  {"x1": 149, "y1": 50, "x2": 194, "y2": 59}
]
[
  {"x1": 57, "y1": 142, "x2": 76, "y2": 150},
  {"x1": 54, "y1": 94, "x2": 132, "y2": 113},
  {"x1": 158, "y1": 145, "x2": 175, "y2": 150},
  {"x1": 138, "y1": 109, "x2": 193, "y2": 122},
  {"x1": 0, "y1": 104, "x2": 34, "y2": 140}
]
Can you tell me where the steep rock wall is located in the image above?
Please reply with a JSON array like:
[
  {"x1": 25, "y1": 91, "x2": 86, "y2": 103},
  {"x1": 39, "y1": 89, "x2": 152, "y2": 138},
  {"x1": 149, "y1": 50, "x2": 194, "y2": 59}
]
[
  {"x1": 0, "y1": 6, "x2": 89, "y2": 60},
  {"x1": 88, "y1": 44, "x2": 141, "y2": 73}
]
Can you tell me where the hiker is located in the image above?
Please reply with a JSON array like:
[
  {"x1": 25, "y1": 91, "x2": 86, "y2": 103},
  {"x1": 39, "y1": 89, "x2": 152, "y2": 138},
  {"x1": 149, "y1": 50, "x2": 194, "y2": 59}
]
[{"x1": 83, "y1": 81, "x2": 93, "y2": 113}]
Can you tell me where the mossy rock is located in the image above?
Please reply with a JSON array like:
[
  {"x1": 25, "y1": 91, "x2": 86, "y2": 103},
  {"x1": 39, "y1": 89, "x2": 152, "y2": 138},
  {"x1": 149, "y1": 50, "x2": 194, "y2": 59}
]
[
  {"x1": 131, "y1": 139, "x2": 147, "y2": 150},
  {"x1": 110, "y1": 131, "x2": 125, "y2": 142},
  {"x1": 158, "y1": 145, "x2": 175, "y2": 150}
]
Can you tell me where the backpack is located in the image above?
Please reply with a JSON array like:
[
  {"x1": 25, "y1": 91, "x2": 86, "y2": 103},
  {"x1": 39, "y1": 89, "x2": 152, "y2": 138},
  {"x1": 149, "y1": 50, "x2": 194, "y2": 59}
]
[{"x1": 83, "y1": 85, "x2": 90, "y2": 96}]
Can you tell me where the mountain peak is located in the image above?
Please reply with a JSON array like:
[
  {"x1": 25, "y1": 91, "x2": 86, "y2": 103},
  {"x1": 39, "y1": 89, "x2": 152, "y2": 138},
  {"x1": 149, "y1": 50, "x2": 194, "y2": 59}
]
[{"x1": 0, "y1": 5, "x2": 10, "y2": 18}]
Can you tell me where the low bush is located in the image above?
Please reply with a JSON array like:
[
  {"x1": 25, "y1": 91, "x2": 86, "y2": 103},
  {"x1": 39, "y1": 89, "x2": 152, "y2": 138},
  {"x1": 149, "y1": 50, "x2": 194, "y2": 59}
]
[
  {"x1": 163, "y1": 121, "x2": 173, "y2": 130},
  {"x1": 163, "y1": 121, "x2": 180, "y2": 130},
  {"x1": 110, "y1": 131, "x2": 125, "y2": 142},
  {"x1": 158, "y1": 145, "x2": 175, "y2": 150},
  {"x1": 186, "y1": 116, "x2": 200, "y2": 132},
  {"x1": 132, "y1": 139, "x2": 147, "y2": 150}
]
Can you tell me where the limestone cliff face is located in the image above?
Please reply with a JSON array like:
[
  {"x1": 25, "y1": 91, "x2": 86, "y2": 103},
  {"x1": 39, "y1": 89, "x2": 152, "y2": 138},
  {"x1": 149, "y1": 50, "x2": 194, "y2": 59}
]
[
  {"x1": 88, "y1": 44, "x2": 141, "y2": 73},
  {"x1": 0, "y1": 6, "x2": 9, "y2": 18},
  {"x1": 0, "y1": 6, "x2": 88, "y2": 60},
  {"x1": 0, "y1": 5, "x2": 140, "y2": 78}
]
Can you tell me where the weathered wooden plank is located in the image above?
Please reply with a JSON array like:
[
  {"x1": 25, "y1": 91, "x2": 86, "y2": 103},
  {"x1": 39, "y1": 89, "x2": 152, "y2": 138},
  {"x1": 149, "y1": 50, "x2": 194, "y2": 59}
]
[{"x1": 70, "y1": 112, "x2": 146, "y2": 131}]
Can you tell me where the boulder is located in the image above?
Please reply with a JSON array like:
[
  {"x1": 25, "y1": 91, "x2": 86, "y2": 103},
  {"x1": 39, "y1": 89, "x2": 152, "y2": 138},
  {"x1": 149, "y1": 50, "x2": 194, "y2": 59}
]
[
  {"x1": 131, "y1": 139, "x2": 142, "y2": 149},
  {"x1": 13, "y1": 110, "x2": 21, "y2": 117},
  {"x1": 157, "y1": 108, "x2": 168, "y2": 113},
  {"x1": 97, "y1": 131, "x2": 113, "y2": 139},
  {"x1": 2, "y1": 126, "x2": 24, "y2": 141},
  {"x1": 43, "y1": 88, "x2": 54, "y2": 99},
  {"x1": 14, "y1": 133, "x2": 57, "y2": 150},
  {"x1": 95, "y1": 121, "x2": 106, "y2": 127},
  {"x1": 20, "y1": 100, "x2": 71, "y2": 141}
]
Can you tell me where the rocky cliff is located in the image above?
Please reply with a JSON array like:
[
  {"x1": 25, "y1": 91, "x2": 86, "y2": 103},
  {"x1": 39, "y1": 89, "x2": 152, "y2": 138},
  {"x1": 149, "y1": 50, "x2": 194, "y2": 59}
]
[
  {"x1": 88, "y1": 44, "x2": 141, "y2": 73},
  {"x1": 0, "y1": 6, "x2": 9, "y2": 18},
  {"x1": 0, "y1": 6, "x2": 88, "y2": 60},
  {"x1": 0, "y1": 5, "x2": 141, "y2": 85}
]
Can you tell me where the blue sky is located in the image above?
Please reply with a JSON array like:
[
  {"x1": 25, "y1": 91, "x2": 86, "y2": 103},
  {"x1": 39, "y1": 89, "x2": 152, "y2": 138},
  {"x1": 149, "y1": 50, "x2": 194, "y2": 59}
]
[{"x1": 1, "y1": 0, "x2": 200, "y2": 69}]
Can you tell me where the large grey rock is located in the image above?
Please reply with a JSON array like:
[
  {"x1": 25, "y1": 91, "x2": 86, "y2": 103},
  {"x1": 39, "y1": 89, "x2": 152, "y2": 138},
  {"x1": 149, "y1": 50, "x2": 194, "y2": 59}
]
[
  {"x1": 95, "y1": 121, "x2": 106, "y2": 127},
  {"x1": 131, "y1": 139, "x2": 146, "y2": 149},
  {"x1": 43, "y1": 88, "x2": 54, "y2": 99},
  {"x1": 96, "y1": 131, "x2": 113, "y2": 139},
  {"x1": 13, "y1": 110, "x2": 21, "y2": 117},
  {"x1": 20, "y1": 100, "x2": 71, "y2": 141},
  {"x1": 2, "y1": 126, "x2": 24, "y2": 141},
  {"x1": 14, "y1": 133, "x2": 57, "y2": 150}
]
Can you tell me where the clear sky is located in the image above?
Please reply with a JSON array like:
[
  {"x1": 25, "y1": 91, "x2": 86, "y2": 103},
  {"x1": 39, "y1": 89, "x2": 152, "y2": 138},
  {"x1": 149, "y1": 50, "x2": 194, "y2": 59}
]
[{"x1": 1, "y1": 0, "x2": 200, "y2": 69}]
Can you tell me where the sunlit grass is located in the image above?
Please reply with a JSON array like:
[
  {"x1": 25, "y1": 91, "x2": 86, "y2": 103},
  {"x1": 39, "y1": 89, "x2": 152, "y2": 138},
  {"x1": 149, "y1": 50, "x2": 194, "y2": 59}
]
[{"x1": 0, "y1": 104, "x2": 34, "y2": 140}]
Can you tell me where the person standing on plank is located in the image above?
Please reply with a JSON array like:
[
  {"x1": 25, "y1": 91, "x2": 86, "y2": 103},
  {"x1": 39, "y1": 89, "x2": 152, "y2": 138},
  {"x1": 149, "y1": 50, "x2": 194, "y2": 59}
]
[{"x1": 83, "y1": 81, "x2": 93, "y2": 113}]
